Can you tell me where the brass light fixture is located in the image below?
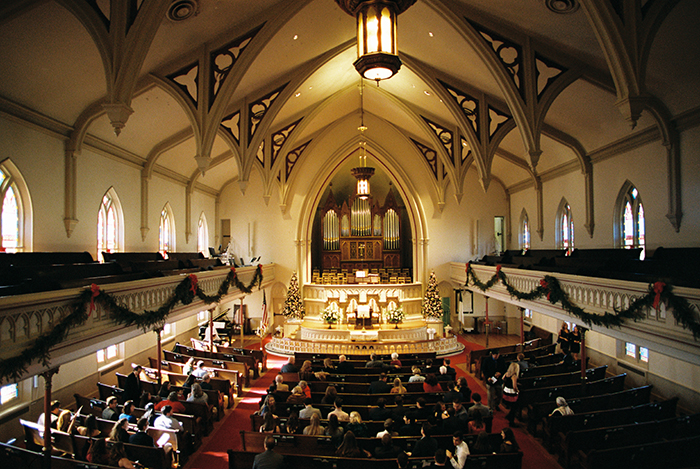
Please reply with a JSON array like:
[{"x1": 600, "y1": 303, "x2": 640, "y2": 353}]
[
  {"x1": 336, "y1": 0, "x2": 417, "y2": 83},
  {"x1": 351, "y1": 79, "x2": 374, "y2": 199}
]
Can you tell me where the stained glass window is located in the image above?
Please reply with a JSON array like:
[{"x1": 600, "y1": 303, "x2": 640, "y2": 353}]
[
  {"x1": 557, "y1": 201, "x2": 574, "y2": 253},
  {"x1": 197, "y1": 213, "x2": 208, "y2": 255},
  {"x1": 159, "y1": 204, "x2": 175, "y2": 257},
  {"x1": 618, "y1": 183, "x2": 645, "y2": 259},
  {"x1": 521, "y1": 212, "x2": 530, "y2": 251},
  {"x1": 97, "y1": 190, "x2": 120, "y2": 262},
  {"x1": 0, "y1": 162, "x2": 30, "y2": 252}
]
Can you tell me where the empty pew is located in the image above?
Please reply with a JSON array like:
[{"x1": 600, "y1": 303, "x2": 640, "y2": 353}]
[{"x1": 579, "y1": 434, "x2": 700, "y2": 469}]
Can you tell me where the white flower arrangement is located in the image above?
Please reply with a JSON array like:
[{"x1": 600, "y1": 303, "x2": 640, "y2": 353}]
[
  {"x1": 386, "y1": 305, "x2": 405, "y2": 324},
  {"x1": 322, "y1": 303, "x2": 341, "y2": 324}
]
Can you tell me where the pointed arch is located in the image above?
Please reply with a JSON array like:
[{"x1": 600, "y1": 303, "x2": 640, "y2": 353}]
[
  {"x1": 0, "y1": 159, "x2": 33, "y2": 252},
  {"x1": 555, "y1": 198, "x2": 574, "y2": 253},
  {"x1": 519, "y1": 208, "x2": 531, "y2": 251},
  {"x1": 96, "y1": 187, "x2": 124, "y2": 262},
  {"x1": 614, "y1": 181, "x2": 645, "y2": 257},
  {"x1": 198, "y1": 212, "x2": 210, "y2": 256},
  {"x1": 159, "y1": 203, "x2": 176, "y2": 256}
]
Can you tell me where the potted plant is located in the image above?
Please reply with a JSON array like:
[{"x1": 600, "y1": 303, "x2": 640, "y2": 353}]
[
  {"x1": 386, "y1": 305, "x2": 405, "y2": 328},
  {"x1": 322, "y1": 303, "x2": 340, "y2": 328}
]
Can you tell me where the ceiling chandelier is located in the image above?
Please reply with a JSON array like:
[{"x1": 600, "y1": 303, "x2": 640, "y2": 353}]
[
  {"x1": 351, "y1": 79, "x2": 374, "y2": 199},
  {"x1": 336, "y1": 0, "x2": 417, "y2": 83}
]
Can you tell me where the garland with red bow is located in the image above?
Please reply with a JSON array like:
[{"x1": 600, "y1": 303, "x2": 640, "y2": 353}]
[
  {"x1": 465, "y1": 262, "x2": 700, "y2": 339},
  {"x1": 0, "y1": 265, "x2": 265, "y2": 382}
]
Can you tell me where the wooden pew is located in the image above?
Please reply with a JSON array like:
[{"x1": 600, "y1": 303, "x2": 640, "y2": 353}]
[
  {"x1": 227, "y1": 448, "x2": 523, "y2": 469},
  {"x1": 273, "y1": 390, "x2": 446, "y2": 407},
  {"x1": 172, "y1": 343, "x2": 259, "y2": 379},
  {"x1": 543, "y1": 398, "x2": 678, "y2": 452},
  {"x1": 579, "y1": 434, "x2": 700, "y2": 469},
  {"x1": 525, "y1": 384, "x2": 653, "y2": 435},
  {"x1": 1, "y1": 442, "x2": 115, "y2": 469},
  {"x1": 558, "y1": 415, "x2": 700, "y2": 469},
  {"x1": 164, "y1": 349, "x2": 252, "y2": 387},
  {"x1": 295, "y1": 351, "x2": 437, "y2": 363},
  {"x1": 518, "y1": 365, "x2": 607, "y2": 390},
  {"x1": 520, "y1": 359, "x2": 588, "y2": 378},
  {"x1": 148, "y1": 360, "x2": 240, "y2": 400}
]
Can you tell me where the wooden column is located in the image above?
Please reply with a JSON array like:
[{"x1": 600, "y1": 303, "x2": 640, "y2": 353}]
[
  {"x1": 519, "y1": 307, "x2": 525, "y2": 353},
  {"x1": 156, "y1": 329, "x2": 162, "y2": 386},
  {"x1": 239, "y1": 298, "x2": 245, "y2": 347},
  {"x1": 484, "y1": 297, "x2": 490, "y2": 349},
  {"x1": 40, "y1": 368, "x2": 59, "y2": 469},
  {"x1": 580, "y1": 328, "x2": 587, "y2": 380},
  {"x1": 208, "y1": 307, "x2": 215, "y2": 351}
]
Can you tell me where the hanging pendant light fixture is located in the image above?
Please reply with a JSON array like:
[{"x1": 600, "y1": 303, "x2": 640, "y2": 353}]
[
  {"x1": 336, "y1": 0, "x2": 416, "y2": 83},
  {"x1": 351, "y1": 79, "x2": 374, "y2": 199}
]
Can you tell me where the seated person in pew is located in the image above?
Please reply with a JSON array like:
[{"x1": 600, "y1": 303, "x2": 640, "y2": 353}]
[
  {"x1": 442, "y1": 359, "x2": 456, "y2": 376},
  {"x1": 324, "y1": 413, "x2": 344, "y2": 446},
  {"x1": 322, "y1": 385, "x2": 338, "y2": 405},
  {"x1": 156, "y1": 392, "x2": 186, "y2": 415},
  {"x1": 397, "y1": 452, "x2": 410, "y2": 469},
  {"x1": 336, "y1": 431, "x2": 371, "y2": 458},
  {"x1": 280, "y1": 357, "x2": 298, "y2": 373},
  {"x1": 284, "y1": 411, "x2": 300, "y2": 434},
  {"x1": 322, "y1": 357, "x2": 336, "y2": 373},
  {"x1": 129, "y1": 418, "x2": 154, "y2": 447},
  {"x1": 446, "y1": 431, "x2": 470, "y2": 469},
  {"x1": 72, "y1": 413, "x2": 102, "y2": 438},
  {"x1": 298, "y1": 397, "x2": 322, "y2": 419},
  {"x1": 390, "y1": 353, "x2": 402, "y2": 368},
  {"x1": 109, "y1": 418, "x2": 131, "y2": 443},
  {"x1": 300, "y1": 360, "x2": 330, "y2": 381},
  {"x1": 392, "y1": 396, "x2": 407, "y2": 422},
  {"x1": 409, "y1": 366, "x2": 426, "y2": 383},
  {"x1": 260, "y1": 411, "x2": 280, "y2": 433},
  {"x1": 153, "y1": 405, "x2": 183, "y2": 431},
  {"x1": 119, "y1": 400, "x2": 138, "y2": 424},
  {"x1": 346, "y1": 411, "x2": 370, "y2": 437},
  {"x1": 437, "y1": 408, "x2": 460, "y2": 436},
  {"x1": 302, "y1": 413, "x2": 325, "y2": 436},
  {"x1": 376, "y1": 418, "x2": 397, "y2": 438},
  {"x1": 191, "y1": 360, "x2": 208, "y2": 378},
  {"x1": 443, "y1": 381, "x2": 463, "y2": 404},
  {"x1": 455, "y1": 377, "x2": 471, "y2": 403},
  {"x1": 431, "y1": 448, "x2": 448, "y2": 468},
  {"x1": 369, "y1": 373, "x2": 392, "y2": 394},
  {"x1": 87, "y1": 438, "x2": 110, "y2": 465},
  {"x1": 157, "y1": 381, "x2": 171, "y2": 400},
  {"x1": 391, "y1": 377, "x2": 407, "y2": 394},
  {"x1": 36, "y1": 400, "x2": 61, "y2": 428},
  {"x1": 328, "y1": 398, "x2": 349, "y2": 422},
  {"x1": 253, "y1": 435, "x2": 284, "y2": 469},
  {"x1": 369, "y1": 397, "x2": 392, "y2": 421},
  {"x1": 336, "y1": 354, "x2": 354, "y2": 374},
  {"x1": 183, "y1": 357, "x2": 196, "y2": 376},
  {"x1": 374, "y1": 433, "x2": 402, "y2": 459},
  {"x1": 299, "y1": 380, "x2": 312, "y2": 399},
  {"x1": 423, "y1": 374, "x2": 442, "y2": 393},
  {"x1": 286, "y1": 386, "x2": 306, "y2": 405},
  {"x1": 466, "y1": 393, "x2": 491, "y2": 420},
  {"x1": 549, "y1": 396, "x2": 574, "y2": 416},
  {"x1": 186, "y1": 383, "x2": 208, "y2": 405},
  {"x1": 498, "y1": 427, "x2": 519, "y2": 453},
  {"x1": 102, "y1": 396, "x2": 120, "y2": 421},
  {"x1": 407, "y1": 422, "x2": 438, "y2": 458},
  {"x1": 452, "y1": 398, "x2": 468, "y2": 426},
  {"x1": 470, "y1": 431, "x2": 492, "y2": 455},
  {"x1": 366, "y1": 353, "x2": 386, "y2": 369},
  {"x1": 259, "y1": 394, "x2": 278, "y2": 418},
  {"x1": 410, "y1": 397, "x2": 432, "y2": 421},
  {"x1": 399, "y1": 414, "x2": 421, "y2": 437},
  {"x1": 274, "y1": 374, "x2": 289, "y2": 392},
  {"x1": 467, "y1": 413, "x2": 485, "y2": 435}
]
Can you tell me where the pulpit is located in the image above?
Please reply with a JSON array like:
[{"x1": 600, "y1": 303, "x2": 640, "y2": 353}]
[{"x1": 356, "y1": 305, "x2": 372, "y2": 329}]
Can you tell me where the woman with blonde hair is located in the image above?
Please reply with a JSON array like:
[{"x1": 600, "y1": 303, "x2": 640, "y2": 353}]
[
  {"x1": 109, "y1": 418, "x2": 130, "y2": 443},
  {"x1": 346, "y1": 411, "x2": 369, "y2": 437},
  {"x1": 303, "y1": 412, "x2": 326, "y2": 435},
  {"x1": 390, "y1": 377, "x2": 407, "y2": 394},
  {"x1": 503, "y1": 361, "x2": 520, "y2": 426}
]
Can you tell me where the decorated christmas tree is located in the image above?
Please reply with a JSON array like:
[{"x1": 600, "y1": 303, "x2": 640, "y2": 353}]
[
  {"x1": 282, "y1": 271, "x2": 305, "y2": 320},
  {"x1": 422, "y1": 270, "x2": 443, "y2": 319}
]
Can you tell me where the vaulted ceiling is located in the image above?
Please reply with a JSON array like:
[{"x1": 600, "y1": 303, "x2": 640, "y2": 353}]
[{"x1": 0, "y1": 0, "x2": 697, "y2": 211}]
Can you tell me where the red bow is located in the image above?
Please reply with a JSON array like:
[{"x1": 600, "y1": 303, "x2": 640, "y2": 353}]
[
  {"x1": 189, "y1": 274, "x2": 198, "y2": 294},
  {"x1": 496, "y1": 265, "x2": 502, "y2": 274},
  {"x1": 540, "y1": 279, "x2": 548, "y2": 289},
  {"x1": 652, "y1": 281, "x2": 666, "y2": 310},
  {"x1": 89, "y1": 283, "x2": 100, "y2": 316},
  {"x1": 465, "y1": 262, "x2": 470, "y2": 274}
]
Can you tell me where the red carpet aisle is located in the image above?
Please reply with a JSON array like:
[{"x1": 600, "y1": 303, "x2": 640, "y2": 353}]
[
  {"x1": 183, "y1": 347, "x2": 284, "y2": 469},
  {"x1": 452, "y1": 335, "x2": 562, "y2": 469}
]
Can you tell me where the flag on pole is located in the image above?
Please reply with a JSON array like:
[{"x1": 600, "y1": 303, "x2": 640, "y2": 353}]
[{"x1": 260, "y1": 290, "x2": 269, "y2": 337}]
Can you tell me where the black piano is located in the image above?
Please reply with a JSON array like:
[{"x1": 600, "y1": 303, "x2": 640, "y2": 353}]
[{"x1": 198, "y1": 311, "x2": 240, "y2": 342}]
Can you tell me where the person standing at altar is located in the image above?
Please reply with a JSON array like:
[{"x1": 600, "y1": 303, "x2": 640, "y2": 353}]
[
  {"x1": 337, "y1": 355, "x2": 354, "y2": 374},
  {"x1": 369, "y1": 373, "x2": 392, "y2": 394}
]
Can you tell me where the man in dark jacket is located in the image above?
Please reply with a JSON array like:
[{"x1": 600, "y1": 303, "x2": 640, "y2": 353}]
[
  {"x1": 128, "y1": 418, "x2": 154, "y2": 447},
  {"x1": 336, "y1": 354, "x2": 354, "y2": 374},
  {"x1": 252, "y1": 435, "x2": 284, "y2": 469},
  {"x1": 409, "y1": 422, "x2": 438, "y2": 458},
  {"x1": 481, "y1": 349, "x2": 506, "y2": 411},
  {"x1": 374, "y1": 433, "x2": 401, "y2": 459},
  {"x1": 369, "y1": 397, "x2": 392, "y2": 421},
  {"x1": 123, "y1": 364, "x2": 143, "y2": 403},
  {"x1": 368, "y1": 373, "x2": 392, "y2": 394}
]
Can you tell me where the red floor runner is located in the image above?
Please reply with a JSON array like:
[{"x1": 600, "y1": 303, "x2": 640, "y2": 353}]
[{"x1": 185, "y1": 337, "x2": 561, "y2": 469}]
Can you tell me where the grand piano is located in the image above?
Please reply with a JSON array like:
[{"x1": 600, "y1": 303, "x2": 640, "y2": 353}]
[{"x1": 198, "y1": 310, "x2": 240, "y2": 343}]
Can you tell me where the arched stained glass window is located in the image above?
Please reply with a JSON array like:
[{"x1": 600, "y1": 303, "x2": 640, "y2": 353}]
[
  {"x1": 0, "y1": 160, "x2": 31, "y2": 252},
  {"x1": 159, "y1": 204, "x2": 175, "y2": 257},
  {"x1": 615, "y1": 182, "x2": 645, "y2": 259},
  {"x1": 197, "y1": 212, "x2": 209, "y2": 255},
  {"x1": 97, "y1": 188, "x2": 122, "y2": 262},
  {"x1": 556, "y1": 199, "x2": 574, "y2": 254},
  {"x1": 520, "y1": 209, "x2": 530, "y2": 252}
]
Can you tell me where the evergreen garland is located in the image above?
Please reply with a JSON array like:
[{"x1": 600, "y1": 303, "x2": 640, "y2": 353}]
[
  {"x1": 282, "y1": 271, "x2": 305, "y2": 319},
  {"x1": 465, "y1": 262, "x2": 700, "y2": 339},
  {"x1": 0, "y1": 265, "x2": 264, "y2": 382},
  {"x1": 422, "y1": 270, "x2": 443, "y2": 319}
]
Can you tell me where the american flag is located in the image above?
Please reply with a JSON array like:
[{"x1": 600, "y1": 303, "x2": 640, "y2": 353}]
[{"x1": 260, "y1": 290, "x2": 268, "y2": 337}]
